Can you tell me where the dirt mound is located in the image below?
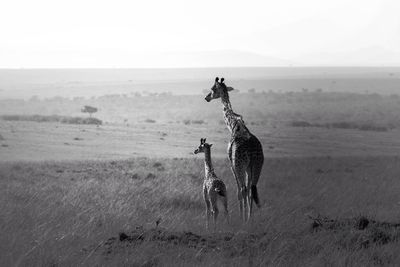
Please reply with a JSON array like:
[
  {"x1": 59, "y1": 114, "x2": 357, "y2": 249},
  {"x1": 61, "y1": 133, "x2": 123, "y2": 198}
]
[
  {"x1": 310, "y1": 215, "x2": 400, "y2": 249},
  {"x1": 101, "y1": 226, "x2": 268, "y2": 257}
]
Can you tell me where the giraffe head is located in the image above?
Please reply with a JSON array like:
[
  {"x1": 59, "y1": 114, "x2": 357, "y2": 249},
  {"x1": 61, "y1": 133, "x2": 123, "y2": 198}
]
[
  {"x1": 194, "y1": 138, "x2": 213, "y2": 154},
  {"x1": 204, "y1": 77, "x2": 234, "y2": 102}
]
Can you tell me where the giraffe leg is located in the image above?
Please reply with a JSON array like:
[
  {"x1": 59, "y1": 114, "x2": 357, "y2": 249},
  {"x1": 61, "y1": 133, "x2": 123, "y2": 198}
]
[
  {"x1": 248, "y1": 185, "x2": 253, "y2": 221},
  {"x1": 237, "y1": 186, "x2": 244, "y2": 221},
  {"x1": 222, "y1": 196, "x2": 229, "y2": 225},
  {"x1": 210, "y1": 193, "x2": 218, "y2": 231},
  {"x1": 241, "y1": 185, "x2": 249, "y2": 222},
  {"x1": 206, "y1": 203, "x2": 211, "y2": 230},
  {"x1": 230, "y1": 165, "x2": 244, "y2": 221},
  {"x1": 203, "y1": 188, "x2": 211, "y2": 230},
  {"x1": 229, "y1": 141, "x2": 250, "y2": 223},
  {"x1": 247, "y1": 167, "x2": 254, "y2": 221},
  {"x1": 235, "y1": 166, "x2": 248, "y2": 222},
  {"x1": 247, "y1": 155, "x2": 264, "y2": 220},
  {"x1": 234, "y1": 166, "x2": 248, "y2": 222}
]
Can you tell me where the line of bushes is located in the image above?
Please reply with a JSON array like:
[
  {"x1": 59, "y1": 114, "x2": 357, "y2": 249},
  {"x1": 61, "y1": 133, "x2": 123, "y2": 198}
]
[
  {"x1": 291, "y1": 120, "x2": 389, "y2": 132},
  {"x1": 1, "y1": 114, "x2": 102, "y2": 125},
  {"x1": 182, "y1": 119, "x2": 205, "y2": 125}
]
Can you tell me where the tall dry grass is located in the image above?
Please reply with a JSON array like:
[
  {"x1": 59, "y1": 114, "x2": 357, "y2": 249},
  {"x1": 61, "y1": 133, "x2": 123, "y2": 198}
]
[{"x1": 1, "y1": 156, "x2": 400, "y2": 266}]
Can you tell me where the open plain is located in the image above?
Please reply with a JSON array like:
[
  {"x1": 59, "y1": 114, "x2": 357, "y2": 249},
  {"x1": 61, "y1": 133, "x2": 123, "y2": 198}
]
[{"x1": 2, "y1": 68, "x2": 400, "y2": 266}]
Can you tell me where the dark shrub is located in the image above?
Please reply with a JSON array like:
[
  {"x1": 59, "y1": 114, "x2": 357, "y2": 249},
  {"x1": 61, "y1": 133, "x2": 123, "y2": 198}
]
[
  {"x1": 358, "y1": 124, "x2": 388, "y2": 132},
  {"x1": 191, "y1": 120, "x2": 205, "y2": 124},
  {"x1": 1, "y1": 114, "x2": 102, "y2": 125},
  {"x1": 291, "y1": 121, "x2": 313, "y2": 127},
  {"x1": 330, "y1": 122, "x2": 353, "y2": 129}
]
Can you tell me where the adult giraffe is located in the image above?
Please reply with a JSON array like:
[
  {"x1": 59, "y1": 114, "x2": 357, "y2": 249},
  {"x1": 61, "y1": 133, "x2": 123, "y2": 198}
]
[{"x1": 204, "y1": 77, "x2": 264, "y2": 222}]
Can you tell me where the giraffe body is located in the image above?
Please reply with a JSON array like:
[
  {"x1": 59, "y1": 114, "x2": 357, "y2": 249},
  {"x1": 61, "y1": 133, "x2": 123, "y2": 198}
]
[{"x1": 205, "y1": 77, "x2": 264, "y2": 221}]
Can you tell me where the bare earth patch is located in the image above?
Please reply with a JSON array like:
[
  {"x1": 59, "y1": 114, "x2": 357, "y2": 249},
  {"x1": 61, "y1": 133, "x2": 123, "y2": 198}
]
[
  {"x1": 310, "y1": 215, "x2": 400, "y2": 249},
  {"x1": 100, "y1": 226, "x2": 268, "y2": 259}
]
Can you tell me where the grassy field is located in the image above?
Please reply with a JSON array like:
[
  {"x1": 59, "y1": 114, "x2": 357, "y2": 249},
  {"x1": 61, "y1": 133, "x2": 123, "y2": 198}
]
[
  {"x1": 2, "y1": 119, "x2": 400, "y2": 266},
  {"x1": 2, "y1": 156, "x2": 400, "y2": 266},
  {"x1": 2, "y1": 81, "x2": 400, "y2": 265},
  {"x1": 3, "y1": 90, "x2": 400, "y2": 131},
  {"x1": 3, "y1": 120, "x2": 400, "y2": 161}
]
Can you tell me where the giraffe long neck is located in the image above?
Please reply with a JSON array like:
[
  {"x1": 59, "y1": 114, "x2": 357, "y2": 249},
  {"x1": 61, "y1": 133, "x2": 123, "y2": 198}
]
[
  {"x1": 223, "y1": 108, "x2": 238, "y2": 133},
  {"x1": 221, "y1": 93, "x2": 235, "y2": 132},
  {"x1": 204, "y1": 148, "x2": 214, "y2": 175},
  {"x1": 221, "y1": 94, "x2": 250, "y2": 137},
  {"x1": 221, "y1": 92, "x2": 232, "y2": 110},
  {"x1": 222, "y1": 101, "x2": 241, "y2": 132}
]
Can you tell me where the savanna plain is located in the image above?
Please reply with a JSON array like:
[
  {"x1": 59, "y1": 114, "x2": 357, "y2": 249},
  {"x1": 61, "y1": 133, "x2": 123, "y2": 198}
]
[{"x1": 2, "y1": 68, "x2": 400, "y2": 266}]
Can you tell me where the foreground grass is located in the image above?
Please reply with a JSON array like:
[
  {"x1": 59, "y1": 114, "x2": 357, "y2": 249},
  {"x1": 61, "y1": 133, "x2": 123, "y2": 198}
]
[{"x1": 1, "y1": 156, "x2": 400, "y2": 266}]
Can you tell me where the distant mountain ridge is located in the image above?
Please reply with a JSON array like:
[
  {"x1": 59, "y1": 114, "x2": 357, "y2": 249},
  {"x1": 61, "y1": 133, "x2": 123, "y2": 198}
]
[
  {"x1": 294, "y1": 46, "x2": 400, "y2": 66},
  {"x1": 152, "y1": 50, "x2": 295, "y2": 68}
]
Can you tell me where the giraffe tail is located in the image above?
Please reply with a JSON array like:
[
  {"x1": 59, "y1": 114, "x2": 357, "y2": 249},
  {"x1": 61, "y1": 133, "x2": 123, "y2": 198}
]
[{"x1": 251, "y1": 185, "x2": 261, "y2": 208}]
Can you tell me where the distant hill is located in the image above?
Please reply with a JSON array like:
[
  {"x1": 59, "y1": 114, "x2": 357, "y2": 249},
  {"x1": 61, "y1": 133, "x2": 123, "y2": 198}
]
[
  {"x1": 295, "y1": 46, "x2": 400, "y2": 66},
  {"x1": 152, "y1": 50, "x2": 295, "y2": 68}
]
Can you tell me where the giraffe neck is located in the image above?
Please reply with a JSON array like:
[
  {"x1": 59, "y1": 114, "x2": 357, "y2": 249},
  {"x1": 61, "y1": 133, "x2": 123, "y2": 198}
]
[
  {"x1": 221, "y1": 94, "x2": 234, "y2": 131},
  {"x1": 221, "y1": 92, "x2": 232, "y2": 110},
  {"x1": 221, "y1": 96, "x2": 250, "y2": 137},
  {"x1": 223, "y1": 108, "x2": 237, "y2": 133},
  {"x1": 204, "y1": 148, "x2": 214, "y2": 175}
]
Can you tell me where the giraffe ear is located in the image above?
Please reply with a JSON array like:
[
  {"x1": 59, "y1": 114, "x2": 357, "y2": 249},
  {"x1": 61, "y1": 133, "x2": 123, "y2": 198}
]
[
  {"x1": 215, "y1": 77, "x2": 219, "y2": 83},
  {"x1": 221, "y1": 78, "x2": 224, "y2": 83},
  {"x1": 227, "y1": 87, "x2": 234, "y2": 92},
  {"x1": 209, "y1": 143, "x2": 213, "y2": 147}
]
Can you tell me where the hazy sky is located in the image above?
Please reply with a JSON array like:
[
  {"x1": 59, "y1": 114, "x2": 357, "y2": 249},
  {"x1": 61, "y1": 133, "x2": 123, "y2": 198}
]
[{"x1": 1, "y1": 0, "x2": 399, "y2": 67}]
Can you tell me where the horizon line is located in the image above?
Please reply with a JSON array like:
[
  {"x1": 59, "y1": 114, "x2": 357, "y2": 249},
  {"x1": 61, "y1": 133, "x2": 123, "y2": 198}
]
[{"x1": 1, "y1": 65, "x2": 400, "y2": 70}]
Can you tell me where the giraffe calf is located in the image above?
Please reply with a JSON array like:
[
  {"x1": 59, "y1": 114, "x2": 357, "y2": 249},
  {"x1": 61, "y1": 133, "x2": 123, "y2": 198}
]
[{"x1": 194, "y1": 138, "x2": 229, "y2": 230}]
